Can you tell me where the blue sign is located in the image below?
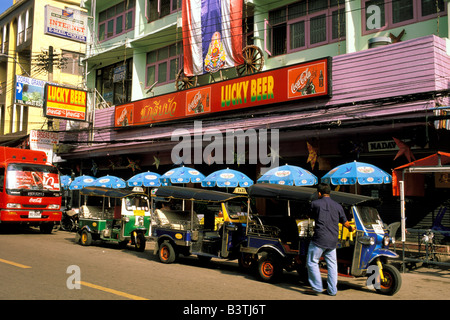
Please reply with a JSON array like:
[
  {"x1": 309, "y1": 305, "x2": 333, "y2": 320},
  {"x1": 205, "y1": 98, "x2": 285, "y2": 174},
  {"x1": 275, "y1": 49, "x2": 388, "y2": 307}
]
[{"x1": 15, "y1": 75, "x2": 46, "y2": 108}]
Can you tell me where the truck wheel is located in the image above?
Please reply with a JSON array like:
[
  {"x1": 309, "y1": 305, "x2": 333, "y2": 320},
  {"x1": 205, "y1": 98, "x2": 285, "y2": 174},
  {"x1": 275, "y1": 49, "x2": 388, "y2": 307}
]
[
  {"x1": 80, "y1": 230, "x2": 93, "y2": 246},
  {"x1": 257, "y1": 252, "x2": 282, "y2": 283},
  {"x1": 158, "y1": 241, "x2": 176, "y2": 264},
  {"x1": 135, "y1": 233, "x2": 146, "y2": 252},
  {"x1": 375, "y1": 264, "x2": 402, "y2": 295}
]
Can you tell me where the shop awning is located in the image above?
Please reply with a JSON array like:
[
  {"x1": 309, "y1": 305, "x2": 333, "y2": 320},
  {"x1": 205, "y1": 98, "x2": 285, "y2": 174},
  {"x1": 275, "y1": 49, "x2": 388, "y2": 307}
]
[{"x1": 392, "y1": 151, "x2": 450, "y2": 196}]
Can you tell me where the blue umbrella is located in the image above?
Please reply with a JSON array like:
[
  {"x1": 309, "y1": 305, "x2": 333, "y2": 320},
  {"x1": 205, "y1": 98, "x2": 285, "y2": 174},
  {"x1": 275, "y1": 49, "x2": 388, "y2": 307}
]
[
  {"x1": 202, "y1": 168, "x2": 253, "y2": 188},
  {"x1": 160, "y1": 166, "x2": 205, "y2": 186},
  {"x1": 321, "y1": 161, "x2": 392, "y2": 185},
  {"x1": 69, "y1": 175, "x2": 96, "y2": 190},
  {"x1": 257, "y1": 164, "x2": 318, "y2": 186},
  {"x1": 127, "y1": 171, "x2": 161, "y2": 187},
  {"x1": 93, "y1": 175, "x2": 126, "y2": 189},
  {"x1": 60, "y1": 175, "x2": 72, "y2": 190}
]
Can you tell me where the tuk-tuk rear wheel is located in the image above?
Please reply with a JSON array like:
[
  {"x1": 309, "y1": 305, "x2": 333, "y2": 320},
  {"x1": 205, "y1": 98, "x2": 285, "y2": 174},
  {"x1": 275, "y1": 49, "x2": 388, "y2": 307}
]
[
  {"x1": 375, "y1": 264, "x2": 402, "y2": 296},
  {"x1": 257, "y1": 252, "x2": 282, "y2": 283},
  {"x1": 159, "y1": 241, "x2": 176, "y2": 264}
]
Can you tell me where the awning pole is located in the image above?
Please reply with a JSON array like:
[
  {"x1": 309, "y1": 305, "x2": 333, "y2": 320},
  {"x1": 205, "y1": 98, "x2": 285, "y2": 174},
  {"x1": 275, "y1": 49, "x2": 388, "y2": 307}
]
[{"x1": 399, "y1": 180, "x2": 406, "y2": 273}]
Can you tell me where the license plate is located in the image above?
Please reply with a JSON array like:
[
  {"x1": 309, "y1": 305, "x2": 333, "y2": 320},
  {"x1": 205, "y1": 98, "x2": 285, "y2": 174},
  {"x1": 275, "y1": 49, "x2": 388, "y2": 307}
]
[{"x1": 29, "y1": 210, "x2": 42, "y2": 218}]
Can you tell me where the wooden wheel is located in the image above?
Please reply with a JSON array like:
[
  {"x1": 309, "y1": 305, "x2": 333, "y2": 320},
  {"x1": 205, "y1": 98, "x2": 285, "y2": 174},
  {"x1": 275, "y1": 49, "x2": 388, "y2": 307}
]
[
  {"x1": 236, "y1": 45, "x2": 264, "y2": 76},
  {"x1": 175, "y1": 69, "x2": 197, "y2": 91}
]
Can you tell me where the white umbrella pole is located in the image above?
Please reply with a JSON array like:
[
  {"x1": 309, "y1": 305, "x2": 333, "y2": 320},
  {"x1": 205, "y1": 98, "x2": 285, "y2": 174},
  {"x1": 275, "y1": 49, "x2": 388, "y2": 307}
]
[
  {"x1": 288, "y1": 200, "x2": 291, "y2": 216},
  {"x1": 400, "y1": 180, "x2": 406, "y2": 273}
]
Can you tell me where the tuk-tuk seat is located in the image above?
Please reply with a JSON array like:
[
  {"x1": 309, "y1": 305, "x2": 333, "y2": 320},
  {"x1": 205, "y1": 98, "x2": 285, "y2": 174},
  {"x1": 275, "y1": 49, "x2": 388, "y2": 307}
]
[
  {"x1": 155, "y1": 209, "x2": 194, "y2": 230},
  {"x1": 81, "y1": 205, "x2": 90, "y2": 217},
  {"x1": 282, "y1": 243, "x2": 299, "y2": 253},
  {"x1": 80, "y1": 205, "x2": 99, "y2": 219},
  {"x1": 155, "y1": 209, "x2": 170, "y2": 225},
  {"x1": 203, "y1": 231, "x2": 220, "y2": 240}
]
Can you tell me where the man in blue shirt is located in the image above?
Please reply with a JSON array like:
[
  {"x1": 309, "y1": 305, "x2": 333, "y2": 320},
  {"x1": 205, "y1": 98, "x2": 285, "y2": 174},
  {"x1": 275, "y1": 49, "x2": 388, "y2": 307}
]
[{"x1": 306, "y1": 183, "x2": 354, "y2": 296}]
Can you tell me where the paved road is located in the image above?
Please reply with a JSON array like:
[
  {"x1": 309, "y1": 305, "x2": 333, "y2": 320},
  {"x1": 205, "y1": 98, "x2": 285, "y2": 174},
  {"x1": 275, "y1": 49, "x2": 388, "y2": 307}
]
[{"x1": 0, "y1": 226, "x2": 449, "y2": 308}]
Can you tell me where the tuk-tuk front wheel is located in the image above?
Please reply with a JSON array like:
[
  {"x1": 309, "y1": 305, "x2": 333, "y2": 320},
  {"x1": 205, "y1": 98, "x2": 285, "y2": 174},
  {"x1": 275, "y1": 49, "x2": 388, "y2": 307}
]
[
  {"x1": 257, "y1": 252, "x2": 282, "y2": 283},
  {"x1": 134, "y1": 233, "x2": 146, "y2": 252},
  {"x1": 374, "y1": 264, "x2": 402, "y2": 295},
  {"x1": 80, "y1": 230, "x2": 92, "y2": 246},
  {"x1": 158, "y1": 241, "x2": 177, "y2": 264}
]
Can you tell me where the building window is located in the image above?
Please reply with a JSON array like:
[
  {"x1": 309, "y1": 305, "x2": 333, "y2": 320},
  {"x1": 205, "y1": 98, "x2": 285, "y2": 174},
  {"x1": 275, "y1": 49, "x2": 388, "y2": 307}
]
[
  {"x1": 3, "y1": 24, "x2": 9, "y2": 54},
  {"x1": 363, "y1": 0, "x2": 446, "y2": 34},
  {"x1": 18, "y1": 8, "x2": 33, "y2": 45},
  {"x1": 17, "y1": 12, "x2": 25, "y2": 45},
  {"x1": 146, "y1": 0, "x2": 181, "y2": 22},
  {"x1": 146, "y1": 42, "x2": 182, "y2": 88},
  {"x1": 61, "y1": 51, "x2": 84, "y2": 76},
  {"x1": 96, "y1": 59, "x2": 132, "y2": 107},
  {"x1": 98, "y1": 0, "x2": 135, "y2": 42},
  {"x1": 26, "y1": 8, "x2": 33, "y2": 41},
  {"x1": 265, "y1": 1, "x2": 346, "y2": 56}
]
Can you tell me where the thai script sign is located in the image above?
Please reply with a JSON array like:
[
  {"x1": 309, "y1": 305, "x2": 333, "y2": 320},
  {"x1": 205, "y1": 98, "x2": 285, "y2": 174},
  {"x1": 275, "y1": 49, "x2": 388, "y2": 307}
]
[{"x1": 114, "y1": 57, "x2": 331, "y2": 127}]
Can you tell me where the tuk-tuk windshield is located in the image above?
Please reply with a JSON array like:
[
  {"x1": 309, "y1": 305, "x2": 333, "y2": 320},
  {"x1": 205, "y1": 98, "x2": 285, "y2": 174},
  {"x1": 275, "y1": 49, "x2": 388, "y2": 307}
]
[
  {"x1": 225, "y1": 200, "x2": 248, "y2": 219},
  {"x1": 125, "y1": 195, "x2": 149, "y2": 211},
  {"x1": 357, "y1": 206, "x2": 383, "y2": 229}
]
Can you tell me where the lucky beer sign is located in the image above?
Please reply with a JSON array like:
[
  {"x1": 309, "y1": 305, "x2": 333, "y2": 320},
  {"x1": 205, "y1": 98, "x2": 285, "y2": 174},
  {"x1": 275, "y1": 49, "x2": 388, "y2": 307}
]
[
  {"x1": 44, "y1": 84, "x2": 87, "y2": 121},
  {"x1": 114, "y1": 57, "x2": 330, "y2": 127}
]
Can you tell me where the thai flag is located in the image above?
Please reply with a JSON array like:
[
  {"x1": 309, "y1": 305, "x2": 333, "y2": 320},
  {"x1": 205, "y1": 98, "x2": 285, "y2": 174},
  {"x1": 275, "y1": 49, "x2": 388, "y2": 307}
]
[{"x1": 182, "y1": 0, "x2": 244, "y2": 76}]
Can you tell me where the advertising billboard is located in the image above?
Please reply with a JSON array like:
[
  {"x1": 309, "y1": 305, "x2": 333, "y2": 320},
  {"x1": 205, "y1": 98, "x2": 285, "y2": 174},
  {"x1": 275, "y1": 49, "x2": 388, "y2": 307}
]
[
  {"x1": 114, "y1": 57, "x2": 331, "y2": 128},
  {"x1": 44, "y1": 84, "x2": 87, "y2": 121},
  {"x1": 15, "y1": 75, "x2": 46, "y2": 108},
  {"x1": 29, "y1": 130, "x2": 59, "y2": 163},
  {"x1": 44, "y1": 5, "x2": 87, "y2": 43}
]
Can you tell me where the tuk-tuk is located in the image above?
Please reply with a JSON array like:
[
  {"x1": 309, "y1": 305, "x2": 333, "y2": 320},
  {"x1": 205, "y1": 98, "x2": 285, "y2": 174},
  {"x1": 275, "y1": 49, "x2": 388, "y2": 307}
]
[
  {"x1": 76, "y1": 186, "x2": 151, "y2": 251},
  {"x1": 150, "y1": 186, "x2": 248, "y2": 264},
  {"x1": 243, "y1": 184, "x2": 402, "y2": 295}
]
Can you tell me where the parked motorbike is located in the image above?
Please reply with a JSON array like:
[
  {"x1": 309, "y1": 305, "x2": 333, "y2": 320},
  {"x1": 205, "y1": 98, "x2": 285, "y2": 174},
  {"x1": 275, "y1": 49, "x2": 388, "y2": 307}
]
[{"x1": 60, "y1": 207, "x2": 79, "y2": 232}]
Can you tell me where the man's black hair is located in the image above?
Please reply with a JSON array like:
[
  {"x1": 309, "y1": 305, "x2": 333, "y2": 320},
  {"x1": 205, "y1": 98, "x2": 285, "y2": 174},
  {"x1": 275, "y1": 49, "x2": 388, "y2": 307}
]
[{"x1": 317, "y1": 183, "x2": 331, "y2": 195}]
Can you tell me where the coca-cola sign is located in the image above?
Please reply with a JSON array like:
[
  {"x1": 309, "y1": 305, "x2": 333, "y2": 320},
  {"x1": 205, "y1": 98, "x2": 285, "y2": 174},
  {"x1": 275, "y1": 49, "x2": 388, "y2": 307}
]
[
  {"x1": 288, "y1": 60, "x2": 328, "y2": 99},
  {"x1": 115, "y1": 57, "x2": 330, "y2": 127}
]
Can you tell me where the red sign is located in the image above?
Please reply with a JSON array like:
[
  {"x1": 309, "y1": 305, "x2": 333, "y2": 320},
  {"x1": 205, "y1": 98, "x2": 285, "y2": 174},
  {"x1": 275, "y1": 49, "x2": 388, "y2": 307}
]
[
  {"x1": 44, "y1": 84, "x2": 87, "y2": 121},
  {"x1": 114, "y1": 57, "x2": 330, "y2": 127}
]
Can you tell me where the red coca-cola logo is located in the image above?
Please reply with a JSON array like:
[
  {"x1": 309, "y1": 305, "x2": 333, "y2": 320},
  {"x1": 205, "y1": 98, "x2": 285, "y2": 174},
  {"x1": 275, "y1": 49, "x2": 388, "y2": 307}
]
[{"x1": 291, "y1": 68, "x2": 312, "y2": 94}]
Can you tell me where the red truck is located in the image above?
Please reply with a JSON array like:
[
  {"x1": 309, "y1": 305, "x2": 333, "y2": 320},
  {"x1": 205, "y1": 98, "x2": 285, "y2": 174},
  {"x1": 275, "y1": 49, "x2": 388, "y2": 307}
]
[{"x1": 0, "y1": 147, "x2": 61, "y2": 233}]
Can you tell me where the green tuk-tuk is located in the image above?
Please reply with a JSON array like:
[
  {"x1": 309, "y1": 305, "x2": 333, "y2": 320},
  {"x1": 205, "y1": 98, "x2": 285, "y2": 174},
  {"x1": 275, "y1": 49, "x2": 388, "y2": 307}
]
[{"x1": 76, "y1": 186, "x2": 151, "y2": 251}]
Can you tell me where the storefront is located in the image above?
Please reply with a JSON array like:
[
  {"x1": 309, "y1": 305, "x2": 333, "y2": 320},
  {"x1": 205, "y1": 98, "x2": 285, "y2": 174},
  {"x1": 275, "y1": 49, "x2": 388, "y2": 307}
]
[{"x1": 58, "y1": 35, "x2": 450, "y2": 223}]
